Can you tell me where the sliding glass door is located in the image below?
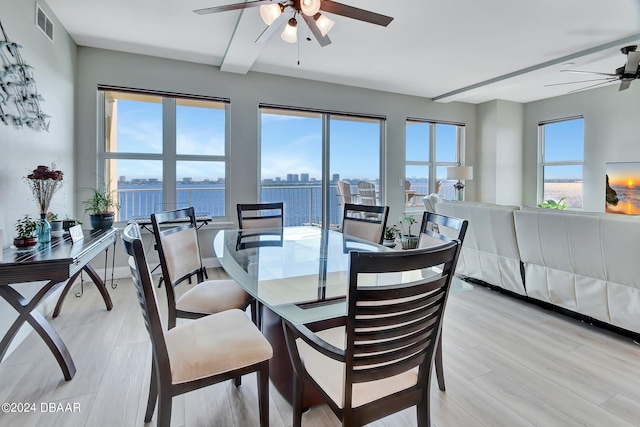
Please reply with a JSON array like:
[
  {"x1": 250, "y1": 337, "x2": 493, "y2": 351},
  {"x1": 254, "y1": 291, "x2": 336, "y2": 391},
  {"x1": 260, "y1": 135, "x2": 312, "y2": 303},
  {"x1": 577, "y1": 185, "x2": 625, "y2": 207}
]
[{"x1": 260, "y1": 107, "x2": 383, "y2": 228}]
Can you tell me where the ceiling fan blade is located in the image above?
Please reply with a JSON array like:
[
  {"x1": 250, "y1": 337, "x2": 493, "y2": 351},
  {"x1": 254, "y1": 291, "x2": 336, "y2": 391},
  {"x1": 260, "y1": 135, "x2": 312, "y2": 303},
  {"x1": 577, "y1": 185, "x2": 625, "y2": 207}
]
[
  {"x1": 544, "y1": 77, "x2": 618, "y2": 87},
  {"x1": 619, "y1": 79, "x2": 633, "y2": 91},
  {"x1": 194, "y1": 0, "x2": 272, "y2": 15},
  {"x1": 560, "y1": 69, "x2": 618, "y2": 77},
  {"x1": 301, "y1": 14, "x2": 331, "y2": 47},
  {"x1": 320, "y1": 1, "x2": 393, "y2": 26},
  {"x1": 624, "y1": 51, "x2": 640, "y2": 74},
  {"x1": 567, "y1": 79, "x2": 618, "y2": 94},
  {"x1": 255, "y1": 11, "x2": 289, "y2": 43}
]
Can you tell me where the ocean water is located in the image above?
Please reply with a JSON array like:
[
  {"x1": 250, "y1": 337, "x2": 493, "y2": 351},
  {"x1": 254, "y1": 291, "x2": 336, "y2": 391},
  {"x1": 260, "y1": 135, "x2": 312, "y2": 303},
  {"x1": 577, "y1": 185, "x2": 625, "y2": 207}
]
[
  {"x1": 543, "y1": 182, "x2": 583, "y2": 208},
  {"x1": 117, "y1": 183, "x2": 344, "y2": 226},
  {"x1": 606, "y1": 184, "x2": 640, "y2": 215}
]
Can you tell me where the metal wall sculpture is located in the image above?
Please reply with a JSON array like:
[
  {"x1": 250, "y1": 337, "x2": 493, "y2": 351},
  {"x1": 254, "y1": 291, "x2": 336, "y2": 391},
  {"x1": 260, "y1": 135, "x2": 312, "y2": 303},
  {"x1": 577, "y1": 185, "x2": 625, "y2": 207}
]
[{"x1": 0, "y1": 20, "x2": 50, "y2": 131}]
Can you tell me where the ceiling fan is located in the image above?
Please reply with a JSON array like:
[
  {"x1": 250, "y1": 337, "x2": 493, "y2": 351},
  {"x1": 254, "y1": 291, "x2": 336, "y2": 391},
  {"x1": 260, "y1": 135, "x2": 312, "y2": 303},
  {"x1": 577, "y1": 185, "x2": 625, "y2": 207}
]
[
  {"x1": 193, "y1": 0, "x2": 393, "y2": 47},
  {"x1": 546, "y1": 45, "x2": 640, "y2": 93}
]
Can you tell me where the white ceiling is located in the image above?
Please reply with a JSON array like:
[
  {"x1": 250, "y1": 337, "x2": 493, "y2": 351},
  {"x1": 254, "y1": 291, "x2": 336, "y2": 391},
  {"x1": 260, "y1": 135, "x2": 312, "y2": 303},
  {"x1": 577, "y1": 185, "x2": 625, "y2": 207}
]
[{"x1": 45, "y1": 0, "x2": 640, "y2": 104}]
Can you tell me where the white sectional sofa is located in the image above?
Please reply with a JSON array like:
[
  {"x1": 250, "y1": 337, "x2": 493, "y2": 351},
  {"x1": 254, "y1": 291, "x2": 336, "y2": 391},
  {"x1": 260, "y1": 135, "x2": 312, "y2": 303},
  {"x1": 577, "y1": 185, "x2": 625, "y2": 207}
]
[
  {"x1": 514, "y1": 208, "x2": 640, "y2": 334},
  {"x1": 435, "y1": 201, "x2": 526, "y2": 296},
  {"x1": 435, "y1": 200, "x2": 640, "y2": 336}
]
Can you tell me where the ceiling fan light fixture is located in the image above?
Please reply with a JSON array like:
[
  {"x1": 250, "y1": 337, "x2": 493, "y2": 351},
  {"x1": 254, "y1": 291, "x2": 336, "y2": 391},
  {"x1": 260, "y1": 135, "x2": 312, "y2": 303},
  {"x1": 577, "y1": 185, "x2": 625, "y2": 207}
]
[
  {"x1": 281, "y1": 18, "x2": 298, "y2": 43},
  {"x1": 300, "y1": 0, "x2": 321, "y2": 16},
  {"x1": 314, "y1": 13, "x2": 335, "y2": 37},
  {"x1": 260, "y1": 3, "x2": 282, "y2": 25}
]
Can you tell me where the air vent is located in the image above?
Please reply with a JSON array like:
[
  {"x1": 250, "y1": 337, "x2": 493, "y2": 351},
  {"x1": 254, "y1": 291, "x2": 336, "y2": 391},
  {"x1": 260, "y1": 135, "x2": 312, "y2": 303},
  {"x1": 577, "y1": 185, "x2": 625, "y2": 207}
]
[{"x1": 35, "y1": 4, "x2": 54, "y2": 42}]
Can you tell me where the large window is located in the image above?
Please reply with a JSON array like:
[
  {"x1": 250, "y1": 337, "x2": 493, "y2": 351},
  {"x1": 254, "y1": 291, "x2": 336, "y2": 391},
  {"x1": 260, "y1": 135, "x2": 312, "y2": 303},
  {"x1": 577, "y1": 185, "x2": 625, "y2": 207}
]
[
  {"x1": 538, "y1": 117, "x2": 584, "y2": 208},
  {"x1": 260, "y1": 106, "x2": 384, "y2": 228},
  {"x1": 99, "y1": 89, "x2": 228, "y2": 221},
  {"x1": 405, "y1": 120, "x2": 465, "y2": 203}
]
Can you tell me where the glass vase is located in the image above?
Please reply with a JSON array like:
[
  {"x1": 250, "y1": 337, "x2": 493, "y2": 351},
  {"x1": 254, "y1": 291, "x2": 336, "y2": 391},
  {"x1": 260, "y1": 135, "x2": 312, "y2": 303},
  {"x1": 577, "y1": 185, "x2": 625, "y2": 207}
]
[{"x1": 36, "y1": 213, "x2": 51, "y2": 243}]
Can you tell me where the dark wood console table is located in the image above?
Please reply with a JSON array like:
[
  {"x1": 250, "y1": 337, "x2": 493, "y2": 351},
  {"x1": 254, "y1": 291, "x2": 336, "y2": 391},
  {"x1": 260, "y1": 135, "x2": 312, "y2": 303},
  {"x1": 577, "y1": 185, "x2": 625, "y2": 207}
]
[{"x1": 0, "y1": 228, "x2": 118, "y2": 380}]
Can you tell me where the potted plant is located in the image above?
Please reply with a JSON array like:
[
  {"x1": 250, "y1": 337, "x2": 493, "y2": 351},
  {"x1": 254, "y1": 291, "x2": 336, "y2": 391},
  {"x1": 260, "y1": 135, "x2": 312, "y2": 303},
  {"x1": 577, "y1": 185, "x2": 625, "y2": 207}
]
[
  {"x1": 82, "y1": 184, "x2": 120, "y2": 230},
  {"x1": 538, "y1": 197, "x2": 568, "y2": 210},
  {"x1": 383, "y1": 226, "x2": 399, "y2": 247},
  {"x1": 47, "y1": 212, "x2": 64, "y2": 237},
  {"x1": 399, "y1": 215, "x2": 419, "y2": 250},
  {"x1": 13, "y1": 215, "x2": 39, "y2": 248}
]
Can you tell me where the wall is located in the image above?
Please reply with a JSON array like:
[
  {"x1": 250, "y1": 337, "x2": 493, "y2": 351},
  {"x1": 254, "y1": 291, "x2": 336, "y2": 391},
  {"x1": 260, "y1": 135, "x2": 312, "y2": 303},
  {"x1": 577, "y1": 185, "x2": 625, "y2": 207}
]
[
  {"x1": 0, "y1": 0, "x2": 76, "y2": 358},
  {"x1": 523, "y1": 83, "x2": 640, "y2": 211},
  {"x1": 476, "y1": 100, "x2": 524, "y2": 205},
  {"x1": 75, "y1": 47, "x2": 478, "y2": 260}
]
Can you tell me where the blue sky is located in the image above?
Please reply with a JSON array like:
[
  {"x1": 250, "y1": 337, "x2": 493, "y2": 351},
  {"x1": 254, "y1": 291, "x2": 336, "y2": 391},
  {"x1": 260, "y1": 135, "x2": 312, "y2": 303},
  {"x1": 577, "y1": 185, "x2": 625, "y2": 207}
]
[
  {"x1": 113, "y1": 100, "x2": 462, "y2": 183},
  {"x1": 114, "y1": 99, "x2": 226, "y2": 181},
  {"x1": 543, "y1": 118, "x2": 584, "y2": 180},
  {"x1": 261, "y1": 112, "x2": 382, "y2": 181}
]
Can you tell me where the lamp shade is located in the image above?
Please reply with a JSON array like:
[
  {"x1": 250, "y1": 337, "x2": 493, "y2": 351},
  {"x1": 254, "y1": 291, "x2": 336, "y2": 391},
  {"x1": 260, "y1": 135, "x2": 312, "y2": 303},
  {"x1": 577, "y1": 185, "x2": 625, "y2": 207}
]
[
  {"x1": 301, "y1": 0, "x2": 321, "y2": 16},
  {"x1": 446, "y1": 166, "x2": 473, "y2": 181},
  {"x1": 314, "y1": 13, "x2": 335, "y2": 36},
  {"x1": 281, "y1": 18, "x2": 298, "y2": 43},
  {"x1": 260, "y1": 3, "x2": 282, "y2": 25}
]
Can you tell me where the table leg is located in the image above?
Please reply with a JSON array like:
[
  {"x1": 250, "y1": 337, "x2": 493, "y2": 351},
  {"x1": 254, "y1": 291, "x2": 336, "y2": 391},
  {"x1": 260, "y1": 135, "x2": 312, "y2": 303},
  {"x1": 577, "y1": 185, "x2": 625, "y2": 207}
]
[
  {"x1": 261, "y1": 306, "x2": 324, "y2": 409},
  {"x1": 0, "y1": 283, "x2": 76, "y2": 380},
  {"x1": 52, "y1": 264, "x2": 113, "y2": 318}
]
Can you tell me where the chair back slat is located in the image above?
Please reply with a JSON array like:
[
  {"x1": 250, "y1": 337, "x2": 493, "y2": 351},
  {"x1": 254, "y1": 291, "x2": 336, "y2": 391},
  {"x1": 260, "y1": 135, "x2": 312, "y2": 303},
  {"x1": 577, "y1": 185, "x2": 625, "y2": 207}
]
[
  {"x1": 354, "y1": 349, "x2": 430, "y2": 383},
  {"x1": 354, "y1": 333, "x2": 435, "y2": 367},
  {"x1": 345, "y1": 241, "x2": 460, "y2": 385}
]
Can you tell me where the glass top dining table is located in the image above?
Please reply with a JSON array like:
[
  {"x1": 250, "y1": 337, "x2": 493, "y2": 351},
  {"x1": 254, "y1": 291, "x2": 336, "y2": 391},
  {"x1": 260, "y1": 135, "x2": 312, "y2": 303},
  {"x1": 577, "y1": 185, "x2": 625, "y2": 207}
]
[{"x1": 214, "y1": 226, "x2": 472, "y2": 325}]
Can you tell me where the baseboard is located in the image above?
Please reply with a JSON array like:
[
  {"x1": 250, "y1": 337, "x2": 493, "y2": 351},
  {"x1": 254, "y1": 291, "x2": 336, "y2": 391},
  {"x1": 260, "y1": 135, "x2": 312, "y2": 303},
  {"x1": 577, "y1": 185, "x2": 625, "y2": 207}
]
[{"x1": 462, "y1": 276, "x2": 640, "y2": 343}]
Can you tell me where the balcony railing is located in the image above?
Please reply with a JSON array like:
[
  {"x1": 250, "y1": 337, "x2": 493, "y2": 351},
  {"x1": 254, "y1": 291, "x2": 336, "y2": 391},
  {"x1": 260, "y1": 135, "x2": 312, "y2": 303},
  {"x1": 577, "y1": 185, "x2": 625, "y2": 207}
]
[{"x1": 116, "y1": 182, "x2": 457, "y2": 224}]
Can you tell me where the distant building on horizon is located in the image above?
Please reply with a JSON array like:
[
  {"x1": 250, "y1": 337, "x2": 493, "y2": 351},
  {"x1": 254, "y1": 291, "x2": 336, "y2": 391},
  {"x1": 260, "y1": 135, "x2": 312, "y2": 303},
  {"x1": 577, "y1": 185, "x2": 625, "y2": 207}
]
[
  {"x1": 287, "y1": 173, "x2": 299, "y2": 182},
  {"x1": 332, "y1": 173, "x2": 340, "y2": 182},
  {"x1": 300, "y1": 173, "x2": 309, "y2": 182}
]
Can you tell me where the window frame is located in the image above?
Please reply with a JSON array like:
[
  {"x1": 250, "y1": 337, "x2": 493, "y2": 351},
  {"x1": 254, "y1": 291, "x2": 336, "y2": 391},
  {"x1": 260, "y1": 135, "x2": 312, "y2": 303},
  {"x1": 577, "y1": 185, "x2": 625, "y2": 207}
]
[
  {"x1": 537, "y1": 116, "x2": 584, "y2": 207},
  {"x1": 258, "y1": 105, "x2": 386, "y2": 229},
  {"x1": 97, "y1": 88, "x2": 230, "y2": 221},
  {"x1": 405, "y1": 118, "x2": 466, "y2": 204}
]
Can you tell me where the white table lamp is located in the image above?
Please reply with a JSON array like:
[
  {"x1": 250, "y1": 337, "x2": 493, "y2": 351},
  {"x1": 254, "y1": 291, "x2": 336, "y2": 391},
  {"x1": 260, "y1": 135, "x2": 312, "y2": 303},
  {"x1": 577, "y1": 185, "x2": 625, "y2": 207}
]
[{"x1": 447, "y1": 166, "x2": 473, "y2": 201}]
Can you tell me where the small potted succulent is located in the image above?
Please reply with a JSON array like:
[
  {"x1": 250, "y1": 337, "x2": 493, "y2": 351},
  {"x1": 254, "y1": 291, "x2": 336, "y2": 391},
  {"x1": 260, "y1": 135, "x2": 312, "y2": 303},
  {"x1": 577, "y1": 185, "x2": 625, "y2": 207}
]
[
  {"x1": 47, "y1": 212, "x2": 64, "y2": 237},
  {"x1": 13, "y1": 215, "x2": 39, "y2": 249},
  {"x1": 399, "y1": 215, "x2": 419, "y2": 250},
  {"x1": 383, "y1": 225, "x2": 399, "y2": 247},
  {"x1": 82, "y1": 184, "x2": 120, "y2": 230}
]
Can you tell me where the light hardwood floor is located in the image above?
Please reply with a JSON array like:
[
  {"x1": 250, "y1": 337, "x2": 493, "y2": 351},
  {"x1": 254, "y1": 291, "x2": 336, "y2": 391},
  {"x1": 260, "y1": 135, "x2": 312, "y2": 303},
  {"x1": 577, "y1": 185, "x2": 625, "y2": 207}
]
[{"x1": 1, "y1": 270, "x2": 640, "y2": 427}]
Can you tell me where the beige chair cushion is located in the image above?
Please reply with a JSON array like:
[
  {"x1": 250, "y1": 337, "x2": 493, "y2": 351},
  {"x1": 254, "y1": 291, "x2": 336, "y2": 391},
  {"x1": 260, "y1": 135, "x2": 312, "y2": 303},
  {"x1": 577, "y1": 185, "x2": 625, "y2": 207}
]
[
  {"x1": 296, "y1": 326, "x2": 418, "y2": 408},
  {"x1": 242, "y1": 216, "x2": 282, "y2": 229},
  {"x1": 166, "y1": 309, "x2": 272, "y2": 384},
  {"x1": 418, "y1": 233, "x2": 446, "y2": 248},
  {"x1": 176, "y1": 279, "x2": 251, "y2": 315},
  {"x1": 343, "y1": 219, "x2": 383, "y2": 244},
  {"x1": 160, "y1": 228, "x2": 202, "y2": 282}
]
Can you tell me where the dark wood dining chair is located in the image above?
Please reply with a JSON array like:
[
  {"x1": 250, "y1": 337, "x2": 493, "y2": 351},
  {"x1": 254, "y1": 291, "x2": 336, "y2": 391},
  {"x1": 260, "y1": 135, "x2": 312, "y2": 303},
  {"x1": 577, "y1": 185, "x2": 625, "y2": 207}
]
[
  {"x1": 283, "y1": 241, "x2": 461, "y2": 427},
  {"x1": 237, "y1": 202, "x2": 284, "y2": 229},
  {"x1": 419, "y1": 211, "x2": 469, "y2": 392},
  {"x1": 341, "y1": 203, "x2": 389, "y2": 244},
  {"x1": 150, "y1": 207, "x2": 253, "y2": 329},
  {"x1": 121, "y1": 224, "x2": 272, "y2": 427}
]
